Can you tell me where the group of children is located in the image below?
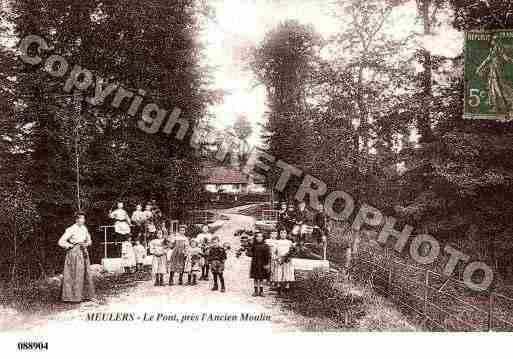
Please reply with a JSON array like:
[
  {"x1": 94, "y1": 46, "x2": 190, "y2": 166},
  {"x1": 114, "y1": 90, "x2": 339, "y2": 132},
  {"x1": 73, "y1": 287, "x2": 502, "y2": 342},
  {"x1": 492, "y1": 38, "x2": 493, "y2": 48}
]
[
  {"x1": 278, "y1": 201, "x2": 330, "y2": 245},
  {"x1": 237, "y1": 228, "x2": 296, "y2": 297},
  {"x1": 148, "y1": 224, "x2": 228, "y2": 292},
  {"x1": 109, "y1": 200, "x2": 164, "y2": 247},
  {"x1": 122, "y1": 225, "x2": 297, "y2": 298},
  {"x1": 117, "y1": 200, "x2": 327, "y2": 298},
  {"x1": 121, "y1": 238, "x2": 147, "y2": 273}
]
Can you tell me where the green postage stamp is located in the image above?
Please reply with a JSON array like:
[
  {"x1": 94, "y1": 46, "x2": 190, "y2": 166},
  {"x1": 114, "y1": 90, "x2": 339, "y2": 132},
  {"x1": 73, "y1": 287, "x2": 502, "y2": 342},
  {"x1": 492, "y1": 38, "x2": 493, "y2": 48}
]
[{"x1": 464, "y1": 30, "x2": 513, "y2": 121}]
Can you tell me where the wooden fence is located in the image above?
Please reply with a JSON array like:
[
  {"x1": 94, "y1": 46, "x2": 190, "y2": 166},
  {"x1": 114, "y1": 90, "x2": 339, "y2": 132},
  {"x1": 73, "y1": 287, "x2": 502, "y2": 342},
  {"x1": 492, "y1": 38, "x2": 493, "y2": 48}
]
[{"x1": 349, "y1": 246, "x2": 513, "y2": 331}]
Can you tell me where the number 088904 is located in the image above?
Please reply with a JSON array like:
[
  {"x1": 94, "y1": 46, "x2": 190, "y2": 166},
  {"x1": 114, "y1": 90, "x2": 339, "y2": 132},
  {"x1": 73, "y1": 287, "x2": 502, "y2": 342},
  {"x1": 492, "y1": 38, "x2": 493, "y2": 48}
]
[{"x1": 17, "y1": 342, "x2": 49, "y2": 350}]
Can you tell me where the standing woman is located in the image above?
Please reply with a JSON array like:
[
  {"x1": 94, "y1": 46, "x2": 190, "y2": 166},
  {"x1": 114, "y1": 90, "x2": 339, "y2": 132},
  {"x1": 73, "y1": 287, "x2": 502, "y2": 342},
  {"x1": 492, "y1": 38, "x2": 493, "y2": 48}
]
[
  {"x1": 247, "y1": 232, "x2": 271, "y2": 297},
  {"x1": 58, "y1": 212, "x2": 96, "y2": 303}
]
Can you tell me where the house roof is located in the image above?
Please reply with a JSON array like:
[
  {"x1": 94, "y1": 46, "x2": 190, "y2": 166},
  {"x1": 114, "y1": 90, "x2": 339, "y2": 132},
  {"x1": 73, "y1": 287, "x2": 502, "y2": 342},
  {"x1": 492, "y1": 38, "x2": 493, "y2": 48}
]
[{"x1": 201, "y1": 166, "x2": 249, "y2": 185}]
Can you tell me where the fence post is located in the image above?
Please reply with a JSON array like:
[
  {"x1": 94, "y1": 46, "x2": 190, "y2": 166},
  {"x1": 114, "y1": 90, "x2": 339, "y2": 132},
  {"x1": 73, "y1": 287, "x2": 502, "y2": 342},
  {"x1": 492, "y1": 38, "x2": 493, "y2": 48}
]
[
  {"x1": 368, "y1": 254, "x2": 376, "y2": 289},
  {"x1": 103, "y1": 227, "x2": 107, "y2": 259},
  {"x1": 423, "y1": 270, "x2": 429, "y2": 327},
  {"x1": 322, "y1": 235, "x2": 328, "y2": 260},
  {"x1": 387, "y1": 250, "x2": 393, "y2": 298},
  {"x1": 488, "y1": 290, "x2": 494, "y2": 332}
]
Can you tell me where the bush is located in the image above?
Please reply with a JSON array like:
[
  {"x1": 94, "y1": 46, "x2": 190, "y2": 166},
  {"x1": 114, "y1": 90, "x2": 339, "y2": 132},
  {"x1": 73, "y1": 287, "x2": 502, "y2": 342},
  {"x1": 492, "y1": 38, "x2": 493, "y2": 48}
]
[
  {"x1": 185, "y1": 224, "x2": 203, "y2": 238},
  {"x1": 283, "y1": 270, "x2": 364, "y2": 326},
  {"x1": 0, "y1": 270, "x2": 152, "y2": 315}
]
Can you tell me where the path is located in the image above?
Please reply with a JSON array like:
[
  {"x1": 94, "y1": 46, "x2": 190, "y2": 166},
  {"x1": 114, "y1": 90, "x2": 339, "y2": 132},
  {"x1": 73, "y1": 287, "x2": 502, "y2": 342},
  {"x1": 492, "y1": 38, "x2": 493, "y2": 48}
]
[{"x1": 4, "y1": 211, "x2": 307, "y2": 333}]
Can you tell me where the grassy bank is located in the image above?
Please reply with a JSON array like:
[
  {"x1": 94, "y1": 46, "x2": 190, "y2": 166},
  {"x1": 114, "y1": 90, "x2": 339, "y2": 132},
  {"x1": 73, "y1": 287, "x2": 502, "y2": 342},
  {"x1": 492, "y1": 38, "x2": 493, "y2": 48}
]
[
  {"x1": 0, "y1": 268, "x2": 151, "y2": 331},
  {"x1": 279, "y1": 269, "x2": 417, "y2": 331}
]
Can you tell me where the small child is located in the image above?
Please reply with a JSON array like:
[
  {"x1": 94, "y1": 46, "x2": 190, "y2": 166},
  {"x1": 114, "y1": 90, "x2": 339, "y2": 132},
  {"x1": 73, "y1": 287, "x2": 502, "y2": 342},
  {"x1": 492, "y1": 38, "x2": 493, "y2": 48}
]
[
  {"x1": 168, "y1": 224, "x2": 189, "y2": 285},
  {"x1": 207, "y1": 236, "x2": 227, "y2": 292},
  {"x1": 247, "y1": 232, "x2": 271, "y2": 297},
  {"x1": 133, "y1": 240, "x2": 147, "y2": 272},
  {"x1": 184, "y1": 239, "x2": 202, "y2": 285},
  {"x1": 196, "y1": 224, "x2": 213, "y2": 280},
  {"x1": 149, "y1": 230, "x2": 167, "y2": 286},
  {"x1": 160, "y1": 221, "x2": 168, "y2": 237},
  {"x1": 121, "y1": 237, "x2": 136, "y2": 274},
  {"x1": 273, "y1": 228, "x2": 295, "y2": 296}
]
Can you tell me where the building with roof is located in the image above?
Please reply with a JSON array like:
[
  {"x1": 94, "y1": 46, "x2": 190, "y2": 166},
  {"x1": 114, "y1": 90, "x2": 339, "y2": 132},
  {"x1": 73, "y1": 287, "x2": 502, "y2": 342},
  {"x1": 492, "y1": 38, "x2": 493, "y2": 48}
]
[{"x1": 200, "y1": 165, "x2": 266, "y2": 194}]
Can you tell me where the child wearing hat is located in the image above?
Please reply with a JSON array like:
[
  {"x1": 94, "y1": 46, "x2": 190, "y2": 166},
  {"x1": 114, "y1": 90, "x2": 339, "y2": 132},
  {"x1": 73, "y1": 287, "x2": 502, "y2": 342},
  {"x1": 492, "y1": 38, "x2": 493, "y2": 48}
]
[
  {"x1": 168, "y1": 224, "x2": 189, "y2": 285},
  {"x1": 149, "y1": 230, "x2": 167, "y2": 286},
  {"x1": 196, "y1": 224, "x2": 213, "y2": 280},
  {"x1": 184, "y1": 239, "x2": 202, "y2": 285}
]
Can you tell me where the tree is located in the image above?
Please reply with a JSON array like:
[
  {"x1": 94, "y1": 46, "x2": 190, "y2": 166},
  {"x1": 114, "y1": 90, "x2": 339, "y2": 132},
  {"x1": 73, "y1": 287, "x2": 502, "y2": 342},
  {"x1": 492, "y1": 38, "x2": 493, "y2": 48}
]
[
  {"x1": 451, "y1": 0, "x2": 513, "y2": 30},
  {"x1": 0, "y1": 1, "x2": 31, "y2": 282},
  {"x1": 0, "y1": 2, "x2": 16, "y2": 180},
  {"x1": 7, "y1": 0, "x2": 214, "y2": 279},
  {"x1": 331, "y1": 0, "x2": 412, "y2": 156},
  {"x1": 415, "y1": 0, "x2": 448, "y2": 144},
  {"x1": 300, "y1": 0, "x2": 414, "y2": 208},
  {"x1": 250, "y1": 20, "x2": 322, "y2": 200},
  {"x1": 392, "y1": 0, "x2": 513, "y2": 280}
]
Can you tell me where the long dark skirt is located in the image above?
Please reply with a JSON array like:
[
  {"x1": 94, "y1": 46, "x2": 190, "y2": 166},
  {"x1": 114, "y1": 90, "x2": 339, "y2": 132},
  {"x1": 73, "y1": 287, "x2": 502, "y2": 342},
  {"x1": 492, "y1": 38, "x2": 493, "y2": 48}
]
[
  {"x1": 250, "y1": 261, "x2": 269, "y2": 280},
  {"x1": 61, "y1": 245, "x2": 96, "y2": 302},
  {"x1": 249, "y1": 243, "x2": 271, "y2": 280}
]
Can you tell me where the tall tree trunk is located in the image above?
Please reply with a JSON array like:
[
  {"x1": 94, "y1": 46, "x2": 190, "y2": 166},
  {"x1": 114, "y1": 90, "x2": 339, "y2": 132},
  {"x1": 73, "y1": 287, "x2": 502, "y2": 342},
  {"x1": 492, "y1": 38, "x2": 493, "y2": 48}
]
[
  {"x1": 357, "y1": 64, "x2": 369, "y2": 155},
  {"x1": 418, "y1": 0, "x2": 434, "y2": 143}
]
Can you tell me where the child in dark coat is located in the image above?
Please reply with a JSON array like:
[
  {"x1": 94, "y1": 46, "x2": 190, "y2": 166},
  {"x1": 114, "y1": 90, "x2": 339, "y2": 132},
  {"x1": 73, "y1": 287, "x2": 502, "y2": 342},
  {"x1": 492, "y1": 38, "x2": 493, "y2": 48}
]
[
  {"x1": 207, "y1": 236, "x2": 227, "y2": 292},
  {"x1": 247, "y1": 232, "x2": 271, "y2": 297}
]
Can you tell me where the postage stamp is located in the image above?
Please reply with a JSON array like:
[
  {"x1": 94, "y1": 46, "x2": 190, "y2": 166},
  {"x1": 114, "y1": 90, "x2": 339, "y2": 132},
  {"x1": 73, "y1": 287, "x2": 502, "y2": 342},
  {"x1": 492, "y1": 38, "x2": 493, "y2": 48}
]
[
  {"x1": 464, "y1": 30, "x2": 513, "y2": 121},
  {"x1": 0, "y1": 1, "x2": 510, "y2": 358}
]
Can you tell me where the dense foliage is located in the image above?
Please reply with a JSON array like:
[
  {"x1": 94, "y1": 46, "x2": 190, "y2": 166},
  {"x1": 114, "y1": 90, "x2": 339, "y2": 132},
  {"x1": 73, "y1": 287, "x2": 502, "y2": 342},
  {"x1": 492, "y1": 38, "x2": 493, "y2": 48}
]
[
  {"x1": 251, "y1": 0, "x2": 513, "y2": 281},
  {"x1": 0, "y1": 0, "x2": 215, "y2": 280},
  {"x1": 2, "y1": 0, "x2": 513, "y2": 284}
]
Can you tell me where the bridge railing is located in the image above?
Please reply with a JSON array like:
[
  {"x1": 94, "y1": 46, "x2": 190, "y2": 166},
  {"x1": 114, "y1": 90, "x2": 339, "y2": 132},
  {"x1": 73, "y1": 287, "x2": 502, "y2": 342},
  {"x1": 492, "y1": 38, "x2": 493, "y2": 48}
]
[
  {"x1": 186, "y1": 210, "x2": 217, "y2": 225},
  {"x1": 98, "y1": 219, "x2": 180, "y2": 259}
]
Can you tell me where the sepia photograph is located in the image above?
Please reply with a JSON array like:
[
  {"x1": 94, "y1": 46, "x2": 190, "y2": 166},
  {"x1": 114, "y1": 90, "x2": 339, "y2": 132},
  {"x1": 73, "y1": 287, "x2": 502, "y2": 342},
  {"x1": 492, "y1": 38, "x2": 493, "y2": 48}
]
[{"x1": 0, "y1": 0, "x2": 512, "y2": 357}]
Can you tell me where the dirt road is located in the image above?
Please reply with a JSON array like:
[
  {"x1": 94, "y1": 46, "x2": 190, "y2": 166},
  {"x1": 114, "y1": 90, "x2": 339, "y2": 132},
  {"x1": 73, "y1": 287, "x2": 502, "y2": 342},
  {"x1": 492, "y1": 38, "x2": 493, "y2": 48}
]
[{"x1": 4, "y1": 211, "x2": 310, "y2": 333}]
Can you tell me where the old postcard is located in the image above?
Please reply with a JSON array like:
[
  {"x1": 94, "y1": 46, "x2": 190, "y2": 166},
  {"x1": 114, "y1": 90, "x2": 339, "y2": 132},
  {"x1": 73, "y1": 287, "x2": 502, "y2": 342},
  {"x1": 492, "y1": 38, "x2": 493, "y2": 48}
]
[{"x1": 0, "y1": 0, "x2": 512, "y2": 357}]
